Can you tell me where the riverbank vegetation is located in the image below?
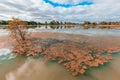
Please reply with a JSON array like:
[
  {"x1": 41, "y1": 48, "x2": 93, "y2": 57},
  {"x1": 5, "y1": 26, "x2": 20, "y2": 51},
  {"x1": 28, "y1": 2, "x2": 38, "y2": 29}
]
[{"x1": 1, "y1": 20, "x2": 120, "y2": 29}]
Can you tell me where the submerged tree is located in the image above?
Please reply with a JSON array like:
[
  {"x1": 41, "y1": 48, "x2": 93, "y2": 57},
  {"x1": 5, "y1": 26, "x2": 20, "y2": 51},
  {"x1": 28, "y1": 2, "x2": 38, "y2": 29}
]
[
  {"x1": 8, "y1": 18, "x2": 41, "y2": 56},
  {"x1": 43, "y1": 41, "x2": 112, "y2": 76},
  {"x1": 7, "y1": 18, "x2": 113, "y2": 76}
]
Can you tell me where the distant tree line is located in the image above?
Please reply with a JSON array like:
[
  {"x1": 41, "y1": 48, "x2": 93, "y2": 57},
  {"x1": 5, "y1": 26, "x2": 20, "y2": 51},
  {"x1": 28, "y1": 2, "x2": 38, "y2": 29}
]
[
  {"x1": 1, "y1": 20, "x2": 120, "y2": 27},
  {"x1": 82, "y1": 21, "x2": 120, "y2": 26},
  {"x1": 49, "y1": 20, "x2": 76, "y2": 25},
  {"x1": 0, "y1": 20, "x2": 77, "y2": 27},
  {"x1": 0, "y1": 20, "x2": 9, "y2": 25}
]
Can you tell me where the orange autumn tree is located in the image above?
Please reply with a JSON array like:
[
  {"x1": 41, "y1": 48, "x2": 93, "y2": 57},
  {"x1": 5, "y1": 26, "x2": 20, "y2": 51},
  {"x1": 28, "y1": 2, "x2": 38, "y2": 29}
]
[{"x1": 8, "y1": 18, "x2": 41, "y2": 56}]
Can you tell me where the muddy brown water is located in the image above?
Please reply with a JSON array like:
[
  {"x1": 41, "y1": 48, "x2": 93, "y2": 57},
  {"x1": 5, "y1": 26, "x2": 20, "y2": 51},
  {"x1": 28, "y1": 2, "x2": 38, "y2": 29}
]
[
  {"x1": 0, "y1": 54, "x2": 120, "y2": 80},
  {"x1": 0, "y1": 32, "x2": 120, "y2": 80}
]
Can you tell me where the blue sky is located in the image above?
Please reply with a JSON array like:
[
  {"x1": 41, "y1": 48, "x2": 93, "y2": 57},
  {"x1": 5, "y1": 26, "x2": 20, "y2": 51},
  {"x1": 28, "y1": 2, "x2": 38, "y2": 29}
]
[
  {"x1": 0, "y1": 0, "x2": 120, "y2": 22},
  {"x1": 44, "y1": 0, "x2": 93, "y2": 8}
]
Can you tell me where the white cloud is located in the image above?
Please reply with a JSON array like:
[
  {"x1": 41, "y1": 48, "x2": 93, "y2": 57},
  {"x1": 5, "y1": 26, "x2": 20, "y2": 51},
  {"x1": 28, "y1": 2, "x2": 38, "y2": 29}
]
[
  {"x1": 0, "y1": 0, "x2": 120, "y2": 22},
  {"x1": 50, "y1": 0, "x2": 83, "y2": 4},
  {"x1": 50, "y1": 0, "x2": 93, "y2": 4}
]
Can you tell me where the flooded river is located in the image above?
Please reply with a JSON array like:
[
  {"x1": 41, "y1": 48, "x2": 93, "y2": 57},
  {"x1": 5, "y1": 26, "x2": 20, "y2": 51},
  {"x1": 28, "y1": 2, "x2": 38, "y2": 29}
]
[
  {"x1": 0, "y1": 26, "x2": 120, "y2": 80},
  {"x1": 0, "y1": 53, "x2": 120, "y2": 80}
]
